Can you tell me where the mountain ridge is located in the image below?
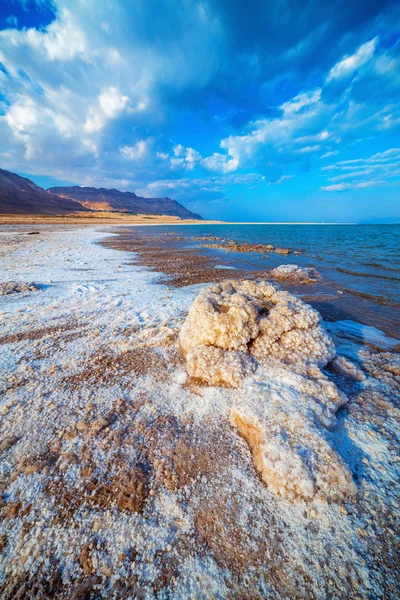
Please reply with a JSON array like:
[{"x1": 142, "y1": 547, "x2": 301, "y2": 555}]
[
  {"x1": 0, "y1": 168, "x2": 203, "y2": 219},
  {"x1": 0, "y1": 169, "x2": 90, "y2": 215},
  {"x1": 47, "y1": 185, "x2": 203, "y2": 220}
]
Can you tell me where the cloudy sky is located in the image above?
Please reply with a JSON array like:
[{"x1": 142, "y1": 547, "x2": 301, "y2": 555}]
[{"x1": 0, "y1": 0, "x2": 399, "y2": 221}]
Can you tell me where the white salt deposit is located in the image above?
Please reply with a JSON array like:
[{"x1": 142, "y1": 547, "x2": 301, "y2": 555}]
[
  {"x1": 180, "y1": 279, "x2": 357, "y2": 500},
  {"x1": 0, "y1": 225, "x2": 399, "y2": 599},
  {"x1": 269, "y1": 263, "x2": 320, "y2": 283}
]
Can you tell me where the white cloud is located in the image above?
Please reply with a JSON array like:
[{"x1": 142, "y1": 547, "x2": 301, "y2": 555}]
[
  {"x1": 0, "y1": 9, "x2": 87, "y2": 64},
  {"x1": 327, "y1": 37, "x2": 378, "y2": 81},
  {"x1": 173, "y1": 144, "x2": 185, "y2": 157},
  {"x1": 321, "y1": 183, "x2": 347, "y2": 191},
  {"x1": 268, "y1": 175, "x2": 294, "y2": 185},
  {"x1": 84, "y1": 87, "x2": 129, "y2": 133},
  {"x1": 202, "y1": 152, "x2": 239, "y2": 173},
  {"x1": 99, "y1": 87, "x2": 129, "y2": 118},
  {"x1": 320, "y1": 150, "x2": 339, "y2": 159},
  {"x1": 120, "y1": 139, "x2": 149, "y2": 160},
  {"x1": 321, "y1": 180, "x2": 382, "y2": 191},
  {"x1": 280, "y1": 89, "x2": 321, "y2": 115},
  {"x1": 321, "y1": 147, "x2": 400, "y2": 191}
]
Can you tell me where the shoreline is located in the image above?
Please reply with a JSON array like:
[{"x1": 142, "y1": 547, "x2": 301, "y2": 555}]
[
  {"x1": 0, "y1": 213, "x2": 367, "y2": 226},
  {"x1": 102, "y1": 226, "x2": 400, "y2": 345},
  {"x1": 0, "y1": 224, "x2": 399, "y2": 599}
]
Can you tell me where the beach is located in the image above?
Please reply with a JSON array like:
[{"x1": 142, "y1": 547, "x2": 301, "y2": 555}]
[{"x1": 0, "y1": 224, "x2": 399, "y2": 599}]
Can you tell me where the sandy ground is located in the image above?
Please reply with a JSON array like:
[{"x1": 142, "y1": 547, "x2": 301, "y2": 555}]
[
  {"x1": 0, "y1": 225, "x2": 399, "y2": 599},
  {"x1": 0, "y1": 213, "x2": 221, "y2": 226}
]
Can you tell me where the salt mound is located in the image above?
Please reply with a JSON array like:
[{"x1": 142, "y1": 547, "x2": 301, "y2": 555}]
[
  {"x1": 231, "y1": 362, "x2": 356, "y2": 500},
  {"x1": 180, "y1": 280, "x2": 357, "y2": 500},
  {"x1": 180, "y1": 279, "x2": 335, "y2": 382},
  {"x1": 0, "y1": 281, "x2": 39, "y2": 296},
  {"x1": 269, "y1": 264, "x2": 320, "y2": 283}
]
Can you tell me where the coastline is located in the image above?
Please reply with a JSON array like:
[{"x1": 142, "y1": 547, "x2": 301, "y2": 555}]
[
  {"x1": 0, "y1": 213, "x2": 217, "y2": 226},
  {"x1": 0, "y1": 213, "x2": 360, "y2": 226},
  {"x1": 102, "y1": 225, "x2": 400, "y2": 344},
  {"x1": 0, "y1": 224, "x2": 399, "y2": 599}
]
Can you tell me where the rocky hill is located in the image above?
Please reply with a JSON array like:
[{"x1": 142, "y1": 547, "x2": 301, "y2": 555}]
[
  {"x1": 47, "y1": 186, "x2": 203, "y2": 219},
  {"x1": 0, "y1": 169, "x2": 89, "y2": 215}
]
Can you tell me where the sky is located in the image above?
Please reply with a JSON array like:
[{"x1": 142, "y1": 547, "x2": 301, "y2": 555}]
[{"x1": 0, "y1": 0, "x2": 399, "y2": 221}]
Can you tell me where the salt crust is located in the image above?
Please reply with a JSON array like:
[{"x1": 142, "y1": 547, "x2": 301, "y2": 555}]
[
  {"x1": 268, "y1": 264, "x2": 320, "y2": 283},
  {"x1": 1, "y1": 227, "x2": 399, "y2": 599},
  {"x1": 180, "y1": 279, "x2": 357, "y2": 499}
]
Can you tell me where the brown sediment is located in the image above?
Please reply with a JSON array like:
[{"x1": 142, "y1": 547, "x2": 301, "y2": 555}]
[
  {"x1": 0, "y1": 321, "x2": 86, "y2": 345},
  {"x1": 0, "y1": 213, "x2": 215, "y2": 225},
  {"x1": 0, "y1": 281, "x2": 39, "y2": 296},
  {"x1": 200, "y1": 239, "x2": 292, "y2": 255},
  {"x1": 61, "y1": 345, "x2": 182, "y2": 390},
  {"x1": 102, "y1": 230, "x2": 261, "y2": 286}
]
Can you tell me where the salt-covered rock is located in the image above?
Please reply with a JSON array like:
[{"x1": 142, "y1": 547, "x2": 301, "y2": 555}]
[
  {"x1": 268, "y1": 264, "x2": 320, "y2": 284},
  {"x1": 0, "y1": 281, "x2": 39, "y2": 296},
  {"x1": 180, "y1": 279, "x2": 335, "y2": 380},
  {"x1": 180, "y1": 280, "x2": 358, "y2": 501}
]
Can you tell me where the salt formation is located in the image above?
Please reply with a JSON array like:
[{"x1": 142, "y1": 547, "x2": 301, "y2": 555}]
[
  {"x1": 186, "y1": 345, "x2": 257, "y2": 387},
  {"x1": 269, "y1": 264, "x2": 320, "y2": 284},
  {"x1": 180, "y1": 279, "x2": 335, "y2": 382},
  {"x1": 180, "y1": 280, "x2": 357, "y2": 500},
  {"x1": 0, "y1": 281, "x2": 38, "y2": 295}
]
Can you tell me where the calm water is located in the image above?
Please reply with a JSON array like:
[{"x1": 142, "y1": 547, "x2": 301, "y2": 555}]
[{"x1": 132, "y1": 223, "x2": 400, "y2": 342}]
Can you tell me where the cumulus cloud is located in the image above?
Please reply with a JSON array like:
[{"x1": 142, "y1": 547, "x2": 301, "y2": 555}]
[
  {"x1": 120, "y1": 139, "x2": 149, "y2": 160},
  {"x1": 84, "y1": 87, "x2": 129, "y2": 133}
]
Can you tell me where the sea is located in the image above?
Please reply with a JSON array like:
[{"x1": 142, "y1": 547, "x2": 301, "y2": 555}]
[{"x1": 133, "y1": 223, "x2": 400, "y2": 350}]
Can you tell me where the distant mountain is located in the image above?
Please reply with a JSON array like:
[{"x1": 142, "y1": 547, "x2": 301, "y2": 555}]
[
  {"x1": 0, "y1": 168, "x2": 89, "y2": 215},
  {"x1": 47, "y1": 185, "x2": 203, "y2": 220}
]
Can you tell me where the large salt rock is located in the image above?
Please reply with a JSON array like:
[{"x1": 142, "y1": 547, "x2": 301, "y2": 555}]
[
  {"x1": 180, "y1": 279, "x2": 357, "y2": 501},
  {"x1": 180, "y1": 280, "x2": 275, "y2": 353},
  {"x1": 268, "y1": 264, "x2": 320, "y2": 284},
  {"x1": 180, "y1": 280, "x2": 335, "y2": 380}
]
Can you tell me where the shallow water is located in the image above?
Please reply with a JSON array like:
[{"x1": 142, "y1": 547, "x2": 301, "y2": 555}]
[{"x1": 126, "y1": 223, "x2": 400, "y2": 342}]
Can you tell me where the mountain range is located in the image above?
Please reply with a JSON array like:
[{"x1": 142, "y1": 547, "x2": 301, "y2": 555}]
[
  {"x1": 47, "y1": 185, "x2": 202, "y2": 219},
  {"x1": 0, "y1": 168, "x2": 88, "y2": 215},
  {"x1": 0, "y1": 168, "x2": 202, "y2": 219}
]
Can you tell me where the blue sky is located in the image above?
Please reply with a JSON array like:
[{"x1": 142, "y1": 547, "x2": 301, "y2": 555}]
[{"x1": 0, "y1": 0, "x2": 399, "y2": 221}]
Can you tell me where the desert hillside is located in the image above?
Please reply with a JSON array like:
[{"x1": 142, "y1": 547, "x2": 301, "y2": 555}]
[
  {"x1": 48, "y1": 185, "x2": 203, "y2": 220},
  {"x1": 0, "y1": 169, "x2": 89, "y2": 215}
]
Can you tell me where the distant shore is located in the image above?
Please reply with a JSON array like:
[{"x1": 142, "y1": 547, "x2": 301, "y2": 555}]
[
  {"x1": 0, "y1": 212, "x2": 216, "y2": 226},
  {"x1": 0, "y1": 212, "x2": 357, "y2": 226}
]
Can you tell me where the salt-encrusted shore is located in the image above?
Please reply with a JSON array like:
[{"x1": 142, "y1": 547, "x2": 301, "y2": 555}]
[{"x1": 0, "y1": 225, "x2": 399, "y2": 599}]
